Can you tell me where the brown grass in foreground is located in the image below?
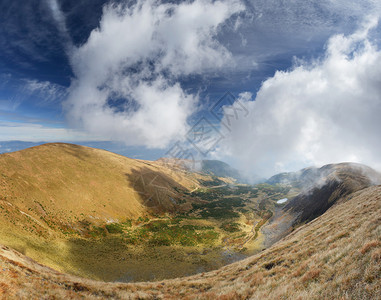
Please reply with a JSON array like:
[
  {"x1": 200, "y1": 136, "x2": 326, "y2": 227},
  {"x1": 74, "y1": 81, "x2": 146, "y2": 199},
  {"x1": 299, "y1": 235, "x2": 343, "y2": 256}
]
[{"x1": 0, "y1": 185, "x2": 380, "y2": 299}]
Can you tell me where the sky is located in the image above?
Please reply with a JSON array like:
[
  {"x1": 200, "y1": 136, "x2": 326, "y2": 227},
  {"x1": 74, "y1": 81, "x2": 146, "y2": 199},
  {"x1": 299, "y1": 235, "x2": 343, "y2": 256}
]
[{"x1": 1, "y1": 0, "x2": 381, "y2": 177}]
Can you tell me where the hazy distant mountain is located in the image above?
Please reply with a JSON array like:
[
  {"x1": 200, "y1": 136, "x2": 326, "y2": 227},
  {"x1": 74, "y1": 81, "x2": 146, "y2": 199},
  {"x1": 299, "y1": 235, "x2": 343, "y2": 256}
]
[
  {"x1": 156, "y1": 158, "x2": 245, "y2": 183},
  {"x1": 266, "y1": 171, "x2": 302, "y2": 185},
  {"x1": 266, "y1": 167, "x2": 322, "y2": 187},
  {"x1": 0, "y1": 141, "x2": 45, "y2": 154},
  {"x1": 200, "y1": 160, "x2": 242, "y2": 181}
]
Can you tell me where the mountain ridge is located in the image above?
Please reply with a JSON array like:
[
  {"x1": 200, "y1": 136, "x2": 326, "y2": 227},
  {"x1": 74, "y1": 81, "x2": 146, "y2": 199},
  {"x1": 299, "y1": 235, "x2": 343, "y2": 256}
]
[
  {"x1": 1, "y1": 185, "x2": 379, "y2": 299},
  {"x1": 0, "y1": 144, "x2": 380, "y2": 299}
]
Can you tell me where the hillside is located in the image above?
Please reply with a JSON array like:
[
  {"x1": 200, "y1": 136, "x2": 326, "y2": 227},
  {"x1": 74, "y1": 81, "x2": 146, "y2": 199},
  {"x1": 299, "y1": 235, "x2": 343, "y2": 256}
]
[
  {"x1": 2, "y1": 144, "x2": 283, "y2": 283},
  {"x1": 0, "y1": 184, "x2": 380, "y2": 299},
  {"x1": 267, "y1": 163, "x2": 381, "y2": 189},
  {"x1": 262, "y1": 163, "x2": 381, "y2": 247},
  {"x1": 200, "y1": 160, "x2": 241, "y2": 181},
  {"x1": 0, "y1": 145, "x2": 380, "y2": 298},
  {"x1": 0, "y1": 143, "x2": 231, "y2": 280},
  {"x1": 0, "y1": 143, "x2": 217, "y2": 222},
  {"x1": 155, "y1": 158, "x2": 241, "y2": 184},
  {"x1": 283, "y1": 163, "x2": 381, "y2": 223}
]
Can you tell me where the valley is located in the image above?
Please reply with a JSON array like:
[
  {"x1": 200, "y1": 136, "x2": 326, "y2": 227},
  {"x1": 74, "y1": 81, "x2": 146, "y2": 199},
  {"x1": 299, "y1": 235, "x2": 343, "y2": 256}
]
[
  {"x1": 0, "y1": 181, "x2": 380, "y2": 299},
  {"x1": 0, "y1": 181, "x2": 294, "y2": 282},
  {"x1": 0, "y1": 144, "x2": 380, "y2": 299},
  {"x1": 0, "y1": 143, "x2": 294, "y2": 282},
  {"x1": 2, "y1": 1, "x2": 381, "y2": 298}
]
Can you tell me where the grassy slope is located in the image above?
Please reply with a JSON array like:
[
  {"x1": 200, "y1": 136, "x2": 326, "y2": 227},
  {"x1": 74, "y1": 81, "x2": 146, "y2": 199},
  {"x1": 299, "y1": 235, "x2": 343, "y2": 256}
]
[
  {"x1": 0, "y1": 185, "x2": 380, "y2": 299},
  {"x1": 262, "y1": 163, "x2": 381, "y2": 247},
  {"x1": 0, "y1": 143, "x2": 204, "y2": 221},
  {"x1": 0, "y1": 143, "x2": 222, "y2": 280}
]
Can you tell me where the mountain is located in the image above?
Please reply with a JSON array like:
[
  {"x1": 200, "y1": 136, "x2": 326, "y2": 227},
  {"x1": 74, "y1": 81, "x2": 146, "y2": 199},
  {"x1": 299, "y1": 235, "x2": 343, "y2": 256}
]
[
  {"x1": 266, "y1": 170, "x2": 302, "y2": 185},
  {"x1": 200, "y1": 160, "x2": 241, "y2": 180},
  {"x1": 1, "y1": 145, "x2": 380, "y2": 298},
  {"x1": 0, "y1": 143, "x2": 237, "y2": 282},
  {"x1": 267, "y1": 163, "x2": 381, "y2": 190},
  {"x1": 0, "y1": 143, "x2": 220, "y2": 245},
  {"x1": 263, "y1": 162, "x2": 381, "y2": 247},
  {"x1": 0, "y1": 140, "x2": 163, "y2": 160},
  {"x1": 1, "y1": 176, "x2": 380, "y2": 299},
  {"x1": 266, "y1": 166, "x2": 327, "y2": 187},
  {"x1": 156, "y1": 158, "x2": 243, "y2": 184},
  {"x1": 0, "y1": 143, "x2": 204, "y2": 221},
  {"x1": 283, "y1": 163, "x2": 381, "y2": 223}
]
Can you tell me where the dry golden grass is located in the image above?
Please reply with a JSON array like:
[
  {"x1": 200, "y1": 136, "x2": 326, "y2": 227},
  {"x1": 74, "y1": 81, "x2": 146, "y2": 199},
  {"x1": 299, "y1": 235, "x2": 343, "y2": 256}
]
[
  {"x1": 0, "y1": 184, "x2": 380, "y2": 299},
  {"x1": 0, "y1": 143, "x2": 235, "y2": 282},
  {"x1": 360, "y1": 241, "x2": 380, "y2": 255},
  {"x1": 0, "y1": 143, "x2": 211, "y2": 223}
]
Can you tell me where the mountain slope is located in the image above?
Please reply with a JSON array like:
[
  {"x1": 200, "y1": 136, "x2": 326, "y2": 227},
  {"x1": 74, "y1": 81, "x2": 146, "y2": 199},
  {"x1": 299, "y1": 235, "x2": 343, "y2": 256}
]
[
  {"x1": 263, "y1": 163, "x2": 381, "y2": 246},
  {"x1": 200, "y1": 160, "x2": 241, "y2": 180},
  {"x1": 0, "y1": 143, "x2": 236, "y2": 281},
  {"x1": 0, "y1": 184, "x2": 380, "y2": 299},
  {"x1": 283, "y1": 163, "x2": 381, "y2": 224},
  {"x1": 0, "y1": 143, "x2": 206, "y2": 224},
  {"x1": 1, "y1": 146, "x2": 380, "y2": 298}
]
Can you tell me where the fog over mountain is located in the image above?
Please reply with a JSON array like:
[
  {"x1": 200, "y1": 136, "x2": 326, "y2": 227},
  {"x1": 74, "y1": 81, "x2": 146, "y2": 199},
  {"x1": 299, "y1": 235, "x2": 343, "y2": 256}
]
[{"x1": 217, "y1": 19, "x2": 381, "y2": 177}]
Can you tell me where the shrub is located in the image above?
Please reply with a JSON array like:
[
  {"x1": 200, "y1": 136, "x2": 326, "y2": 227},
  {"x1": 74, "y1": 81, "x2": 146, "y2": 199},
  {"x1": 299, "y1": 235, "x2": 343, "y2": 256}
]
[
  {"x1": 105, "y1": 223, "x2": 124, "y2": 234},
  {"x1": 90, "y1": 226, "x2": 107, "y2": 237},
  {"x1": 123, "y1": 219, "x2": 132, "y2": 227},
  {"x1": 200, "y1": 208, "x2": 239, "y2": 219},
  {"x1": 144, "y1": 220, "x2": 169, "y2": 232},
  {"x1": 148, "y1": 236, "x2": 171, "y2": 246},
  {"x1": 220, "y1": 222, "x2": 241, "y2": 232},
  {"x1": 199, "y1": 230, "x2": 219, "y2": 244},
  {"x1": 179, "y1": 236, "x2": 196, "y2": 246}
]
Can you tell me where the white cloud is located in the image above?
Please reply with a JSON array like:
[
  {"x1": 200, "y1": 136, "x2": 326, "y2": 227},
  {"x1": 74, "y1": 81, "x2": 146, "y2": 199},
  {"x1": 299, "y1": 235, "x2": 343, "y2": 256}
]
[
  {"x1": 65, "y1": 0, "x2": 243, "y2": 148},
  {"x1": 217, "y1": 18, "x2": 381, "y2": 177}
]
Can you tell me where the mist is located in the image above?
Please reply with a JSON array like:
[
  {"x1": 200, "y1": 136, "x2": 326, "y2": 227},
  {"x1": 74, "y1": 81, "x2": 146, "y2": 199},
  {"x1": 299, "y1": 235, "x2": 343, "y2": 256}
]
[{"x1": 217, "y1": 19, "x2": 381, "y2": 178}]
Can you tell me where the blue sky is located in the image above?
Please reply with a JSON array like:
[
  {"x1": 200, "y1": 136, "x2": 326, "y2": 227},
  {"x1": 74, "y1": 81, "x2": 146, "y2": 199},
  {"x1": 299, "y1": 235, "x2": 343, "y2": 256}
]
[{"x1": 1, "y1": 0, "x2": 381, "y2": 176}]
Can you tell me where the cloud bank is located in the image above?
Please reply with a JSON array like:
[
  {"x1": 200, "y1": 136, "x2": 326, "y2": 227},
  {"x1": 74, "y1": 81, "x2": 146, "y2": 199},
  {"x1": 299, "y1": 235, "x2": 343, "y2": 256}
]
[
  {"x1": 65, "y1": 0, "x2": 243, "y2": 148},
  {"x1": 218, "y1": 19, "x2": 381, "y2": 177}
]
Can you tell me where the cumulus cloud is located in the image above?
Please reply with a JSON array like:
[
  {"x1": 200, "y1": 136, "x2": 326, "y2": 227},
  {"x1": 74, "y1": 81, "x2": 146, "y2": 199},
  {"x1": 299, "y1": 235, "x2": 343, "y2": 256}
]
[
  {"x1": 65, "y1": 0, "x2": 243, "y2": 148},
  {"x1": 218, "y1": 18, "x2": 381, "y2": 177}
]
